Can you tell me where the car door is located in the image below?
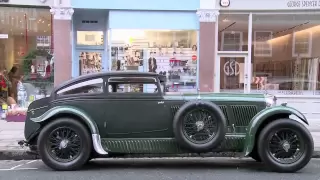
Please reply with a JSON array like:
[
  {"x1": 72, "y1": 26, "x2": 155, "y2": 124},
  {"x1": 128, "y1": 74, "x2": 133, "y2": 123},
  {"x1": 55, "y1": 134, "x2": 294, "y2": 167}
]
[{"x1": 102, "y1": 76, "x2": 170, "y2": 138}]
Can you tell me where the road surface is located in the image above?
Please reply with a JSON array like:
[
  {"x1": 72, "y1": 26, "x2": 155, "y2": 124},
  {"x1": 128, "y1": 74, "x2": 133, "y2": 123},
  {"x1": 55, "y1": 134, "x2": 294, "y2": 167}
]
[{"x1": 0, "y1": 157, "x2": 319, "y2": 180}]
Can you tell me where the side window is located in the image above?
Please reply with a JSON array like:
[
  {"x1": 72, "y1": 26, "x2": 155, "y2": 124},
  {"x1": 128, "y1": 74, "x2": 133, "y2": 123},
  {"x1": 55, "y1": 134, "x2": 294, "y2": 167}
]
[
  {"x1": 108, "y1": 77, "x2": 158, "y2": 94},
  {"x1": 57, "y1": 78, "x2": 104, "y2": 96}
]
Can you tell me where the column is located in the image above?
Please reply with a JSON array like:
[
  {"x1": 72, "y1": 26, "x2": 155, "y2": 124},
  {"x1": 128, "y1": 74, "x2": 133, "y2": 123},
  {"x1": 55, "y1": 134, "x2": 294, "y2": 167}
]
[
  {"x1": 50, "y1": 0, "x2": 74, "y2": 86},
  {"x1": 196, "y1": 9, "x2": 219, "y2": 92}
]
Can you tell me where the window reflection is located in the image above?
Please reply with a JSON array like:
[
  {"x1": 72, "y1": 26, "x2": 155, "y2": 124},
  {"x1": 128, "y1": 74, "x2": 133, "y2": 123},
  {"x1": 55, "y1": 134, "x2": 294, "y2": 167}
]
[
  {"x1": 110, "y1": 29, "x2": 198, "y2": 93},
  {"x1": 251, "y1": 14, "x2": 320, "y2": 95}
]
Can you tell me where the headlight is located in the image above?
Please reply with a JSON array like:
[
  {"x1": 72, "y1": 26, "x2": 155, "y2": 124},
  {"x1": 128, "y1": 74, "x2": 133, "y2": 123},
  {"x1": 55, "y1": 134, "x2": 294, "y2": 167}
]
[{"x1": 264, "y1": 94, "x2": 277, "y2": 107}]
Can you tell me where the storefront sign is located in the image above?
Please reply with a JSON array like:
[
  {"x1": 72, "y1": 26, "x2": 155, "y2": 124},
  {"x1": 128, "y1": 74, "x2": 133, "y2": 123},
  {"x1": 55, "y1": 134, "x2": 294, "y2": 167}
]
[
  {"x1": 220, "y1": 0, "x2": 230, "y2": 7},
  {"x1": 0, "y1": 0, "x2": 9, "y2": 2},
  {"x1": 224, "y1": 60, "x2": 240, "y2": 76},
  {"x1": 287, "y1": 0, "x2": 320, "y2": 7}
]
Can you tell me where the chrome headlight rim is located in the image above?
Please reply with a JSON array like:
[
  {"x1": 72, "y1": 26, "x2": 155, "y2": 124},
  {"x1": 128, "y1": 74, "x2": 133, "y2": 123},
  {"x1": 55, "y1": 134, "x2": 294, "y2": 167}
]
[{"x1": 264, "y1": 93, "x2": 277, "y2": 107}]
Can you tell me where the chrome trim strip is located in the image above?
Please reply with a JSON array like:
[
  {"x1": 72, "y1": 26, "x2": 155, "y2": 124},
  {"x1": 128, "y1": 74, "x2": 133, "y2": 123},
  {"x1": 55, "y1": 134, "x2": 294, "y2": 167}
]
[
  {"x1": 92, "y1": 134, "x2": 108, "y2": 155},
  {"x1": 27, "y1": 106, "x2": 49, "y2": 113},
  {"x1": 30, "y1": 106, "x2": 99, "y2": 134}
]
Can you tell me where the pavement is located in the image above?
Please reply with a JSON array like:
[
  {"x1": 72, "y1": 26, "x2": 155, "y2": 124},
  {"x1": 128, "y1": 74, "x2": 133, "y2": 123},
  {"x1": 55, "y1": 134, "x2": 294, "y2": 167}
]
[
  {"x1": 1, "y1": 158, "x2": 320, "y2": 179},
  {"x1": 1, "y1": 119, "x2": 320, "y2": 160}
]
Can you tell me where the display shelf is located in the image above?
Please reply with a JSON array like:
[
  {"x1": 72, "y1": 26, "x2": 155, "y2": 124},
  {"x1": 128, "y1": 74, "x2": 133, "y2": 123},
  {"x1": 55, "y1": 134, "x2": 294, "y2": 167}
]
[
  {"x1": 110, "y1": 39, "x2": 198, "y2": 93},
  {"x1": 79, "y1": 51, "x2": 102, "y2": 75}
]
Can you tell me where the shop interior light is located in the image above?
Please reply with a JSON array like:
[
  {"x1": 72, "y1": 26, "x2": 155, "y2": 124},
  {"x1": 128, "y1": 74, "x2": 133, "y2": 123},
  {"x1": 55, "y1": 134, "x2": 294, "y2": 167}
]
[
  {"x1": 222, "y1": 18, "x2": 229, "y2": 22},
  {"x1": 268, "y1": 22, "x2": 319, "y2": 44}
]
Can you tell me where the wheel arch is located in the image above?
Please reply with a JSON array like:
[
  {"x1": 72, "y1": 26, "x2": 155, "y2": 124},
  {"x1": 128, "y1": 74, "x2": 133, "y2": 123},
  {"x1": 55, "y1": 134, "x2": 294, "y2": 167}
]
[
  {"x1": 30, "y1": 106, "x2": 108, "y2": 155},
  {"x1": 243, "y1": 105, "x2": 309, "y2": 156}
]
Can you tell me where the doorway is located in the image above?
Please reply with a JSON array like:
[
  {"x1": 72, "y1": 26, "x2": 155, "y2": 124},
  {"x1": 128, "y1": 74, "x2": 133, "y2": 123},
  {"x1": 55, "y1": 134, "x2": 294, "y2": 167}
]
[{"x1": 215, "y1": 54, "x2": 249, "y2": 93}]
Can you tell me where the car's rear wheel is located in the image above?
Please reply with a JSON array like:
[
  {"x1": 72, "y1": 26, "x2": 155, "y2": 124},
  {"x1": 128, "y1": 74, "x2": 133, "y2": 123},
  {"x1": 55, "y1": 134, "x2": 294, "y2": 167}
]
[
  {"x1": 37, "y1": 117, "x2": 92, "y2": 171},
  {"x1": 173, "y1": 100, "x2": 227, "y2": 152},
  {"x1": 257, "y1": 118, "x2": 313, "y2": 173}
]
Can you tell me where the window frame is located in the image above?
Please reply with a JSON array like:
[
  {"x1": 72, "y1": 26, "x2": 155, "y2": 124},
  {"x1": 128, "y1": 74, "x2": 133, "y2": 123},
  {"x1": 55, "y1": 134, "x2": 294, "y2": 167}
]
[
  {"x1": 253, "y1": 31, "x2": 273, "y2": 57},
  {"x1": 105, "y1": 76, "x2": 163, "y2": 99},
  {"x1": 55, "y1": 77, "x2": 105, "y2": 98},
  {"x1": 221, "y1": 31, "x2": 243, "y2": 51},
  {"x1": 292, "y1": 30, "x2": 312, "y2": 58},
  {"x1": 76, "y1": 30, "x2": 105, "y2": 49}
]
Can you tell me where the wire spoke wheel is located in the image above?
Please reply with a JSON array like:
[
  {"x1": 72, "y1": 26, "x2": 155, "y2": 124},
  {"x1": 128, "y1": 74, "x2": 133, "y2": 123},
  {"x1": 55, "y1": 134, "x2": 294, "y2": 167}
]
[
  {"x1": 268, "y1": 128, "x2": 304, "y2": 164},
  {"x1": 46, "y1": 127, "x2": 83, "y2": 163},
  {"x1": 182, "y1": 108, "x2": 218, "y2": 144}
]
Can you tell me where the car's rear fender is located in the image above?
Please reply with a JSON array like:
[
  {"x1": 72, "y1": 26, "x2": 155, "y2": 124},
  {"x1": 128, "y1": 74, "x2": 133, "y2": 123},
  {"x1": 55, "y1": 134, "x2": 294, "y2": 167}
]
[
  {"x1": 243, "y1": 105, "x2": 309, "y2": 156},
  {"x1": 30, "y1": 105, "x2": 108, "y2": 155}
]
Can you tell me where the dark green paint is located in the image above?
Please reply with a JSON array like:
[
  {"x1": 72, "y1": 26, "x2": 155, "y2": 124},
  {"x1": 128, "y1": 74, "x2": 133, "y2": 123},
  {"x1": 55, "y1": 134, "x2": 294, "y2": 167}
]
[
  {"x1": 101, "y1": 135, "x2": 246, "y2": 154},
  {"x1": 23, "y1": 72, "x2": 309, "y2": 157},
  {"x1": 243, "y1": 105, "x2": 309, "y2": 156},
  {"x1": 30, "y1": 105, "x2": 100, "y2": 135}
]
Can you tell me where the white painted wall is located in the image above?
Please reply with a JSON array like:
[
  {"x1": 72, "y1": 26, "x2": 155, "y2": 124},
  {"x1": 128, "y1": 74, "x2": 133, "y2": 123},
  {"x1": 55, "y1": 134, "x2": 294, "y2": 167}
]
[
  {"x1": 215, "y1": 0, "x2": 320, "y2": 10},
  {"x1": 277, "y1": 96, "x2": 320, "y2": 120}
]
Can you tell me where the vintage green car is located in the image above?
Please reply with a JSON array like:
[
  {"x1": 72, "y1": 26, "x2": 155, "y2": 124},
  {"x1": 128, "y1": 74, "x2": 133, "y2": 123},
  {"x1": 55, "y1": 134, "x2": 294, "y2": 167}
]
[{"x1": 21, "y1": 71, "x2": 314, "y2": 172}]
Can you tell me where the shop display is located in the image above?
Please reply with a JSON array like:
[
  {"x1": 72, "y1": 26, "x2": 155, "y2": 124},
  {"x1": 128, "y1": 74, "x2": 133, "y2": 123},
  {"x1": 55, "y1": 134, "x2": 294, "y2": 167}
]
[
  {"x1": 148, "y1": 52, "x2": 157, "y2": 73},
  {"x1": 147, "y1": 45, "x2": 198, "y2": 92},
  {"x1": 79, "y1": 52, "x2": 102, "y2": 75},
  {"x1": 109, "y1": 30, "x2": 198, "y2": 92},
  {"x1": 111, "y1": 46, "x2": 144, "y2": 71}
]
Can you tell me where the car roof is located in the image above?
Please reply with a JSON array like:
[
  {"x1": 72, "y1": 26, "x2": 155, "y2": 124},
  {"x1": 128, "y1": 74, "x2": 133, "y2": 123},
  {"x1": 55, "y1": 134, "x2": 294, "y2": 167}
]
[{"x1": 53, "y1": 71, "x2": 166, "y2": 93}]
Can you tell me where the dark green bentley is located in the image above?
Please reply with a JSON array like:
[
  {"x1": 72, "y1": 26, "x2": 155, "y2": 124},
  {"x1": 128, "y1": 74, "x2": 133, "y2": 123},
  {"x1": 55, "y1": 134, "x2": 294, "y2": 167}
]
[{"x1": 22, "y1": 71, "x2": 314, "y2": 172}]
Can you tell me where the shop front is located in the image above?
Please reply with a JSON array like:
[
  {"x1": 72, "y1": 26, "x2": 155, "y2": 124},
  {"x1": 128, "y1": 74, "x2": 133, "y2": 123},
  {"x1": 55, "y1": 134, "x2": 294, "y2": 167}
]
[
  {"x1": 210, "y1": 0, "x2": 320, "y2": 119},
  {"x1": 0, "y1": 0, "x2": 54, "y2": 121},
  {"x1": 71, "y1": 0, "x2": 200, "y2": 93}
]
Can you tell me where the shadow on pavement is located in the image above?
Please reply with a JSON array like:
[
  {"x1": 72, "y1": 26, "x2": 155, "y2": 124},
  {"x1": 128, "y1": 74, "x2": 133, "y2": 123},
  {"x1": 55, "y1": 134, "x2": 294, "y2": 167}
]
[{"x1": 75, "y1": 158, "x2": 269, "y2": 172}]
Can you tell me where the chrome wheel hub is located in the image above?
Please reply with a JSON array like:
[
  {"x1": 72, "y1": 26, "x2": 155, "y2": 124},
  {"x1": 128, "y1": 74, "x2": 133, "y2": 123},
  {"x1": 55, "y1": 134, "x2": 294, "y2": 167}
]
[
  {"x1": 196, "y1": 121, "x2": 204, "y2": 131},
  {"x1": 282, "y1": 140, "x2": 291, "y2": 152},
  {"x1": 59, "y1": 139, "x2": 69, "y2": 149}
]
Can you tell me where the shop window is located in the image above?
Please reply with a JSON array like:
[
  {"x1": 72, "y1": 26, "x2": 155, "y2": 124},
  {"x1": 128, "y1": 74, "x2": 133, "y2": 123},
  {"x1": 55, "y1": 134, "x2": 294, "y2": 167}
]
[
  {"x1": 251, "y1": 14, "x2": 320, "y2": 95},
  {"x1": 79, "y1": 51, "x2": 103, "y2": 75},
  {"x1": 76, "y1": 31, "x2": 104, "y2": 46},
  {"x1": 221, "y1": 31, "x2": 243, "y2": 51},
  {"x1": 110, "y1": 29, "x2": 198, "y2": 93},
  {"x1": 56, "y1": 78, "x2": 103, "y2": 96},
  {"x1": 254, "y1": 31, "x2": 272, "y2": 57},
  {"x1": 0, "y1": 7, "x2": 53, "y2": 115},
  {"x1": 292, "y1": 31, "x2": 312, "y2": 57},
  {"x1": 218, "y1": 14, "x2": 249, "y2": 51}
]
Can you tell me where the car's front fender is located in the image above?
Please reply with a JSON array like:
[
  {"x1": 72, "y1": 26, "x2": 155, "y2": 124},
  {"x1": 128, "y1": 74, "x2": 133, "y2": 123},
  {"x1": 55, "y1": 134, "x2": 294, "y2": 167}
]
[
  {"x1": 243, "y1": 105, "x2": 308, "y2": 156},
  {"x1": 30, "y1": 105, "x2": 100, "y2": 135}
]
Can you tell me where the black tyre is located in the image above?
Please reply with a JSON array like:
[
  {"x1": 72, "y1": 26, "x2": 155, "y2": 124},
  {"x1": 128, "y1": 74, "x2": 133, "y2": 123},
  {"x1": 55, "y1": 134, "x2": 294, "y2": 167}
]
[
  {"x1": 257, "y1": 118, "x2": 314, "y2": 173},
  {"x1": 37, "y1": 117, "x2": 92, "y2": 171},
  {"x1": 249, "y1": 149, "x2": 261, "y2": 162},
  {"x1": 173, "y1": 100, "x2": 227, "y2": 152}
]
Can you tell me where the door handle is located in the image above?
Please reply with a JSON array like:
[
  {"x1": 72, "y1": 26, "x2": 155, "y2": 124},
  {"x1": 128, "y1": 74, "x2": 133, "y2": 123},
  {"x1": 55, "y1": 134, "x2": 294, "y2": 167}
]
[{"x1": 158, "y1": 101, "x2": 164, "y2": 104}]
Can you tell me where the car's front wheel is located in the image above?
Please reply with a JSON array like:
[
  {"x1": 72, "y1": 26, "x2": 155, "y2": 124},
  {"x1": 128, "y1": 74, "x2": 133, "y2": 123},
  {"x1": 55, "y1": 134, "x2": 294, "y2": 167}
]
[
  {"x1": 37, "y1": 117, "x2": 92, "y2": 171},
  {"x1": 257, "y1": 118, "x2": 313, "y2": 173}
]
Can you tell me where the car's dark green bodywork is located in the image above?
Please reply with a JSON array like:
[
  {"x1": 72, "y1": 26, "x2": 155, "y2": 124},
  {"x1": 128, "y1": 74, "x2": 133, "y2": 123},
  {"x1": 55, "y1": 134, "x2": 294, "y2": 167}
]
[{"x1": 23, "y1": 72, "x2": 309, "y2": 157}]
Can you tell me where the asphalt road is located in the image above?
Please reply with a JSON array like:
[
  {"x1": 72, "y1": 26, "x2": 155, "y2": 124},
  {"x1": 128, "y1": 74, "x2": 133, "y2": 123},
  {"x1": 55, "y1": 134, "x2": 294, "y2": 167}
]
[{"x1": 0, "y1": 157, "x2": 320, "y2": 180}]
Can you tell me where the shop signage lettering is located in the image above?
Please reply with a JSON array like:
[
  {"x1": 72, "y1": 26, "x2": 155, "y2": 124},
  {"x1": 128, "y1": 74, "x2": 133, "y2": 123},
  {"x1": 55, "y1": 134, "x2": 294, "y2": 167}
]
[
  {"x1": 287, "y1": 0, "x2": 320, "y2": 7},
  {"x1": 0, "y1": 0, "x2": 9, "y2": 2},
  {"x1": 223, "y1": 60, "x2": 240, "y2": 76},
  {"x1": 277, "y1": 90, "x2": 303, "y2": 95},
  {"x1": 220, "y1": 0, "x2": 230, "y2": 7}
]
